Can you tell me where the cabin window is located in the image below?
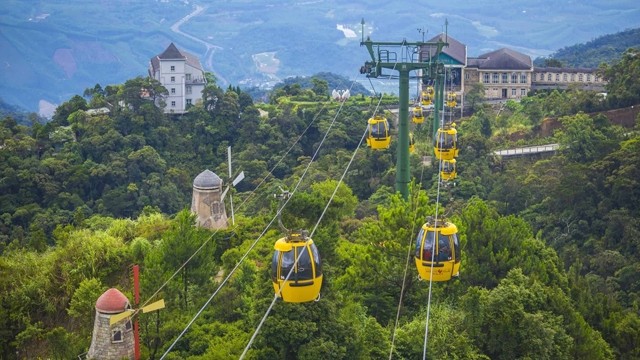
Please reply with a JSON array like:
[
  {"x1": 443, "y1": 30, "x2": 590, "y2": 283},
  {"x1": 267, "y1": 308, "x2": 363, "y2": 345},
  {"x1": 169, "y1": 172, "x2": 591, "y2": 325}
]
[
  {"x1": 437, "y1": 233, "x2": 451, "y2": 262},
  {"x1": 453, "y1": 234, "x2": 461, "y2": 263},
  {"x1": 271, "y1": 251, "x2": 280, "y2": 281},
  {"x1": 295, "y1": 246, "x2": 314, "y2": 280},
  {"x1": 310, "y1": 243, "x2": 322, "y2": 276},
  {"x1": 280, "y1": 250, "x2": 295, "y2": 280}
]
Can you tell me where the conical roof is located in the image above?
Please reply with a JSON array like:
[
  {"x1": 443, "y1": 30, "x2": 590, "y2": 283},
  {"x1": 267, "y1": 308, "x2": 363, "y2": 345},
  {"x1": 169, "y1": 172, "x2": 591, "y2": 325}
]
[
  {"x1": 193, "y1": 169, "x2": 222, "y2": 189},
  {"x1": 95, "y1": 288, "x2": 130, "y2": 314}
]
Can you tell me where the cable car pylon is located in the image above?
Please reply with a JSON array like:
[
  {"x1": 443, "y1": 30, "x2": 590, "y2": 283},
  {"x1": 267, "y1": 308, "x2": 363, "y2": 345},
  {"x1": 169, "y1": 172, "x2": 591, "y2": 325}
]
[{"x1": 359, "y1": 19, "x2": 449, "y2": 200}]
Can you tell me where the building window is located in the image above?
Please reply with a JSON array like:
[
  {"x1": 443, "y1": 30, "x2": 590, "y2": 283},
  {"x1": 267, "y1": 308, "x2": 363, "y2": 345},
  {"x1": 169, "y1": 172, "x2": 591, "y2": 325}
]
[
  {"x1": 170, "y1": 76, "x2": 175, "y2": 82},
  {"x1": 587, "y1": 74, "x2": 592, "y2": 82},
  {"x1": 125, "y1": 320, "x2": 132, "y2": 332},
  {"x1": 511, "y1": 88, "x2": 516, "y2": 96},
  {"x1": 502, "y1": 73, "x2": 508, "y2": 83},
  {"x1": 112, "y1": 330, "x2": 123, "y2": 343},
  {"x1": 594, "y1": 75, "x2": 599, "y2": 82},
  {"x1": 186, "y1": 99, "x2": 192, "y2": 106},
  {"x1": 563, "y1": 74, "x2": 568, "y2": 82},
  {"x1": 571, "y1": 74, "x2": 575, "y2": 81},
  {"x1": 520, "y1": 73, "x2": 527, "y2": 83},
  {"x1": 579, "y1": 74, "x2": 584, "y2": 82},
  {"x1": 171, "y1": 101, "x2": 176, "y2": 107},
  {"x1": 170, "y1": 65, "x2": 175, "y2": 72},
  {"x1": 555, "y1": 73, "x2": 560, "y2": 81},
  {"x1": 483, "y1": 73, "x2": 490, "y2": 83},
  {"x1": 521, "y1": 89, "x2": 526, "y2": 96},
  {"x1": 186, "y1": 85, "x2": 192, "y2": 95},
  {"x1": 465, "y1": 72, "x2": 470, "y2": 80},
  {"x1": 492, "y1": 73, "x2": 499, "y2": 83},
  {"x1": 547, "y1": 73, "x2": 552, "y2": 81},
  {"x1": 186, "y1": 73, "x2": 191, "y2": 81},
  {"x1": 171, "y1": 88, "x2": 176, "y2": 94},
  {"x1": 511, "y1": 73, "x2": 518, "y2": 83}
]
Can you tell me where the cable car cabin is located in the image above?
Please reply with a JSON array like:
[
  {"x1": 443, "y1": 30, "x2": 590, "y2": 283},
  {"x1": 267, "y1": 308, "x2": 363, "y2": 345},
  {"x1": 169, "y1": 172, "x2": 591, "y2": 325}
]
[
  {"x1": 433, "y1": 125, "x2": 458, "y2": 160},
  {"x1": 409, "y1": 132, "x2": 416, "y2": 154},
  {"x1": 421, "y1": 87, "x2": 434, "y2": 106},
  {"x1": 271, "y1": 233, "x2": 323, "y2": 303},
  {"x1": 414, "y1": 219, "x2": 460, "y2": 282},
  {"x1": 441, "y1": 159, "x2": 456, "y2": 181},
  {"x1": 446, "y1": 92, "x2": 457, "y2": 108},
  {"x1": 367, "y1": 115, "x2": 391, "y2": 150},
  {"x1": 412, "y1": 106, "x2": 425, "y2": 124}
]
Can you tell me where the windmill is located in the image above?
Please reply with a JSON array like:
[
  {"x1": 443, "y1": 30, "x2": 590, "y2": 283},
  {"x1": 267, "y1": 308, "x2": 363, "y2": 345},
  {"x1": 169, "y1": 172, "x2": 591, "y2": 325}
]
[
  {"x1": 109, "y1": 265, "x2": 165, "y2": 360},
  {"x1": 220, "y1": 146, "x2": 245, "y2": 225}
]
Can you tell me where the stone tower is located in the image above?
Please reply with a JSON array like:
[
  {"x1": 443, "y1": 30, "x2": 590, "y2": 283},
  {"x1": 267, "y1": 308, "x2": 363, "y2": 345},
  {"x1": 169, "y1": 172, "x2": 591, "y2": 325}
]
[
  {"x1": 191, "y1": 169, "x2": 228, "y2": 229},
  {"x1": 87, "y1": 288, "x2": 134, "y2": 360}
]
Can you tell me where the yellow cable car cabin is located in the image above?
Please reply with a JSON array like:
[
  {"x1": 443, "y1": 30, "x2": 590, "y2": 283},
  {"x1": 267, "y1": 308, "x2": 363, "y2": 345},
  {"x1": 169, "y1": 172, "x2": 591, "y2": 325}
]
[
  {"x1": 434, "y1": 124, "x2": 458, "y2": 160},
  {"x1": 421, "y1": 86, "x2": 434, "y2": 106},
  {"x1": 409, "y1": 132, "x2": 415, "y2": 154},
  {"x1": 412, "y1": 106, "x2": 425, "y2": 124},
  {"x1": 414, "y1": 219, "x2": 460, "y2": 282},
  {"x1": 271, "y1": 233, "x2": 323, "y2": 303},
  {"x1": 441, "y1": 158, "x2": 456, "y2": 181},
  {"x1": 367, "y1": 114, "x2": 391, "y2": 150},
  {"x1": 446, "y1": 91, "x2": 457, "y2": 108}
]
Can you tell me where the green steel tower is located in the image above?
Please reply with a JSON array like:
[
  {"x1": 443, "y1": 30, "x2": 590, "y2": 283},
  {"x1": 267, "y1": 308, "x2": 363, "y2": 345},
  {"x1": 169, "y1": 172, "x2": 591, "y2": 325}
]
[{"x1": 360, "y1": 20, "x2": 448, "y2": 199}]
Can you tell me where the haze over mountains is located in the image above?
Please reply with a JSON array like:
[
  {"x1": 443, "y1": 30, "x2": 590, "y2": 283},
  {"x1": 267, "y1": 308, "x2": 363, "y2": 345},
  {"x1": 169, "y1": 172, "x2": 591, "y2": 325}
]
[{"x1": 1, "y1": 0, "x2": 639, "y2": 116}]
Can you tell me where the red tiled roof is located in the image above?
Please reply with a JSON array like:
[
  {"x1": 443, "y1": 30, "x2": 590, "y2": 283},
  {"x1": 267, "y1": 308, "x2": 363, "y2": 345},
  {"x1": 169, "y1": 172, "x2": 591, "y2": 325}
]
[{"x1": 95, "y1": 288, "x2": 130, "y2": 314}]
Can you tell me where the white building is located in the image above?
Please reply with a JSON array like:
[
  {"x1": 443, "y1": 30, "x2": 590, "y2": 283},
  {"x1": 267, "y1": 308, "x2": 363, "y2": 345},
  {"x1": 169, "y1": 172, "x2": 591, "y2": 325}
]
[{"x1": 148, "y1": 43, "x2": 207, "y2": 114}]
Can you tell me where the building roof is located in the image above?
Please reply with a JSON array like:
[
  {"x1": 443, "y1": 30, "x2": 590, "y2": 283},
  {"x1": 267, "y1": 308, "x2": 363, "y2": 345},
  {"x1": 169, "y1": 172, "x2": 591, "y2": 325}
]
[
  {"x1": 95, "y1": 288, "x2": 130, "y2": 314},
  {"x1": 468, "y1": 48, "x2": 532, "y2": 70},
  {"x1": 193, "y1": 169, "x2": 222, "y2": 189},
  {"x1": 149, "y1": 43, "x2": 205, "y2": 74},
  {"x1": 426, "y1": 33, "x2": 466, "y2": 65}
]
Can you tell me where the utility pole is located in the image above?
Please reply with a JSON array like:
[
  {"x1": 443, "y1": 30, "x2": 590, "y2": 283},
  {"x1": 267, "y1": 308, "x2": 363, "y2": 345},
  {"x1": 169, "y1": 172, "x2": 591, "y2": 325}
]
[{"x1": 360, "y1": 19, "x2": 448, "y2": 199}]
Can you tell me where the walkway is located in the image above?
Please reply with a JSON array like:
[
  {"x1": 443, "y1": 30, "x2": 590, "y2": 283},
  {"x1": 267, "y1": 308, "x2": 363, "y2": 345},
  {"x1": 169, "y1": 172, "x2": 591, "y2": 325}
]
[{"x1": 493, "y1": 143, "x2": 559, "y2": 157}]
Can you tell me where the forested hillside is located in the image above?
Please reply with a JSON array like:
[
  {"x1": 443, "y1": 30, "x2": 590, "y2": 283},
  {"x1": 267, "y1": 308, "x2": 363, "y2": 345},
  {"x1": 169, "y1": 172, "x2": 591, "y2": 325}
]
[
  {"x1": 534, "y1": 27, "x2": 640, "y2": 68},
  {"x1": 1, "y1": 49, "x2": 640, "y2": 359}
]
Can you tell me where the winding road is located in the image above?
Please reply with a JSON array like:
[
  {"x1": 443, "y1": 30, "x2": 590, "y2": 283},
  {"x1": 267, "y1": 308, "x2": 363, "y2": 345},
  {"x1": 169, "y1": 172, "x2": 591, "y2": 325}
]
[{"x1": 170, "y1": 5, "x2": 229, "y2": 85}]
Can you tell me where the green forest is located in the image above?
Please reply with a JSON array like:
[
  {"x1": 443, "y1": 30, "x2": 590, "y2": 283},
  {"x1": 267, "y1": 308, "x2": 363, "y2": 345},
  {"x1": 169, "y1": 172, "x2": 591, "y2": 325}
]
[{"x1": 1, "y1": 48, "x2": 640, "y2": 359}]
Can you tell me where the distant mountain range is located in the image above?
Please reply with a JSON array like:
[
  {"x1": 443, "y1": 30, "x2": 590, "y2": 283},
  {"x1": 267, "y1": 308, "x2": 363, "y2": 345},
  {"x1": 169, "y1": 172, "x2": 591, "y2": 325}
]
[{"x1": 1, "y1": 0, "x2": 639, "y2": 116}]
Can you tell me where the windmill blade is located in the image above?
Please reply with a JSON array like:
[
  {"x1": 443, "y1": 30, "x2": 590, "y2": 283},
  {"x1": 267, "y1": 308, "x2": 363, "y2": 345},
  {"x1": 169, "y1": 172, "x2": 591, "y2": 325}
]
[
  {"x1": 232, "y1": 171, "x2": 245, "y2": 187},
  {"x1": 110, "y1": 309, "x2": 135, "y2": 326},
  {"x1": 220, "y1": 185, "x2": 230, "y2": 200},
  {"x1": 141, "y1": 299, "x2": 165, "y2": 313}
]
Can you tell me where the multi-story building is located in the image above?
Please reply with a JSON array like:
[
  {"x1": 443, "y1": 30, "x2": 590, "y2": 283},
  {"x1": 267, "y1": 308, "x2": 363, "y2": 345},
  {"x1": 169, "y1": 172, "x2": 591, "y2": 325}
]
[
  {"x1": 532, "y1": 67, "x2": 605, "y2": 91},
  {"x1": 465, "y1": 48, "x2": 534, "y2": 100},
  {"x1": 148, "y1": 43, "x2": 207, "y2": 114},
  {"x1": 420, "y1": 34, "x2": 606, "y2": 108}
]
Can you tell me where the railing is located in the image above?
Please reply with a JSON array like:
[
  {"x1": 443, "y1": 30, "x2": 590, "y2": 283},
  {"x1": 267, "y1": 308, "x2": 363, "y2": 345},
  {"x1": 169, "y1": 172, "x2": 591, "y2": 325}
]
[{"x1": 493, "y1": 143, "x2": 559, "y2": 157}]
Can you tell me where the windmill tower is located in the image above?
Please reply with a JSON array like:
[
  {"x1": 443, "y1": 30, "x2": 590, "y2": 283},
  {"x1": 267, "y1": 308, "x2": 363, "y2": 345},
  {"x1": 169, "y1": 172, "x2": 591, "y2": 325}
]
[
  {"x1": 87, "y1": 288, "x2": 134, "y2": 360},
  {"x1": 191, "y1": 169, "x2": 228, "y2": 229}
]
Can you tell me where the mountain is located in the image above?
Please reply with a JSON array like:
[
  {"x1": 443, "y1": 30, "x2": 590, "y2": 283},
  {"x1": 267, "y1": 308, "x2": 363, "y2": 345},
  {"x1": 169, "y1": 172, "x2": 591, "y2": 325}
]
[
  {"x1": 1, "y1": 0, "x2": 639, "y2": 115},
  {"x1": 534, "y1": 27, "x2": 640, "y2": 68}
]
